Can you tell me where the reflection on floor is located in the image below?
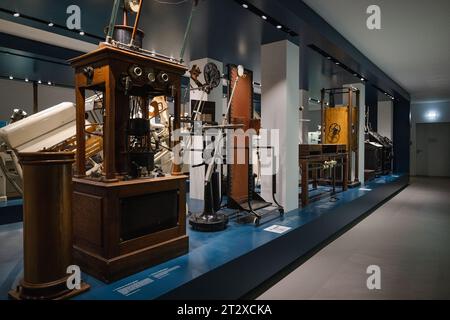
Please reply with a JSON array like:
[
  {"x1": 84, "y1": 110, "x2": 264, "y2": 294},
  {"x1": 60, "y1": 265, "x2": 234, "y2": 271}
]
[
  {"x1": 0, "y1": 175, "x2": 402, "y2": 300},
  {"x1": 258, "y1": 177, "x2": 450, "y2": 300}
]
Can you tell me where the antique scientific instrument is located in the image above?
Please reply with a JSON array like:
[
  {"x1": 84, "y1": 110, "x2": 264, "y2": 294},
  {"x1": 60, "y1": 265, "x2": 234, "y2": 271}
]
[
  {"x1": 226, "y1": 65, "x2": 283, "y2": 224},
  {"x1": 189, "y1": 65, "x2": 283, "y2": 230},
  {"x1": 0, "y1": 99, "x2": 103, "y2": 200},
  {"x1": 68, "y1": 0, "x2": 190, "y2": 282},
  {"x1": 321, "y1": 87, "x2": 360, "y2": 187},
  {"x1": 364, "y1": 109, "x2": 393, "y2": 179},
  {"x1": 188, "y1": 65, "x2": 246, "y2": 231}
]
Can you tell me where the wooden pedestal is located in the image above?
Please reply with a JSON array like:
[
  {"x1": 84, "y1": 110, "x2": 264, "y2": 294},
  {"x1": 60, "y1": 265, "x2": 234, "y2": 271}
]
[
  {"x1": 72, "y1": 175, "x2": 188, "y2": 283},
  {"x1": 8, "y1": 152, "x2": 91, "y2": 300}
]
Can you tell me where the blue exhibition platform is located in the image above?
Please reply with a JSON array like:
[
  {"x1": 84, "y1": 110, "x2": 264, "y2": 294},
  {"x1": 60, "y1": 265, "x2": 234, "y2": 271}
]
[{"x1": 0, "y1": 174, "x2": 408, "y2": 300}]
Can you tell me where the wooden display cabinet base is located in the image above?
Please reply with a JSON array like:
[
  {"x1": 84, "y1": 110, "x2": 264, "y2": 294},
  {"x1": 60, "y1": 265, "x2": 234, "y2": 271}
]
[
  {"x1": 72, "y1": 176, "x2": 189, "y2": 283},
  {"x1": 74, "y1": 236, "x2": 188, "y2": 283}
]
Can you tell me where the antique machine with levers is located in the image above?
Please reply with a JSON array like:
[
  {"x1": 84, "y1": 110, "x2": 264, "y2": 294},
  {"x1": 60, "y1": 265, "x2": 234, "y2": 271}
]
[{"x1": 69, "y1": 0, "x2": 192, "y2": 282}]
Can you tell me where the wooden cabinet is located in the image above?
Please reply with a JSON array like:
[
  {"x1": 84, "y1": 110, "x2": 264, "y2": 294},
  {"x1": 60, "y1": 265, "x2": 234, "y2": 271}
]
[{"x1": 73, "y1": 176, "x2": 188, "y2": 283}]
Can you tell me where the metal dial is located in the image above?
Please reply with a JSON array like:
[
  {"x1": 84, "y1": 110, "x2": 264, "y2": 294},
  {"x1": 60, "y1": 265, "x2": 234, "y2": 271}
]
[{"x1": 203, "y1": 62, "x2": 221, "y2": 89}]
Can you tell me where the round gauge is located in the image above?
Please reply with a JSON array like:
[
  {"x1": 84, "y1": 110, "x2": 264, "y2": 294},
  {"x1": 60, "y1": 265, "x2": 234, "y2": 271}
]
[
  {"x1": 203, "y1": 63, "x2": 221, "y2": 89},
  {"x1": 125, "y1": 0, "x2": 141, "y2": 13}
]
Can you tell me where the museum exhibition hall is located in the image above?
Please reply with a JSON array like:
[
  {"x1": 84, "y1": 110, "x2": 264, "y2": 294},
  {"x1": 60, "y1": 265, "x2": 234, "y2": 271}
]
[{"x1": 0, "y1": 0, "x2": 448, "y2": 302}]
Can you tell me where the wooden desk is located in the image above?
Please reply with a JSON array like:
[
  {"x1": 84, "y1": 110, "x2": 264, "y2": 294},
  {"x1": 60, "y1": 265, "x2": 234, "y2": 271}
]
[{"x1": 299, "y1": 144, "x2": 348, "y2": 207}]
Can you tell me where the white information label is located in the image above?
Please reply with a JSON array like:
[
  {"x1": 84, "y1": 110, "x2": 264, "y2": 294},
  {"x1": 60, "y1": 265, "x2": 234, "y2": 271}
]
[{"x1": 264, "y1": 225, "x2": 292, "y2": 234}]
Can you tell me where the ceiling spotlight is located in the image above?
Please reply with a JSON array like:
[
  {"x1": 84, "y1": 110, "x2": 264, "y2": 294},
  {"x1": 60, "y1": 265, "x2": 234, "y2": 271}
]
[
  {"x1": 48, "y1": 22, "x2": 54, "y2": 27},
  {"x1": 262, "y1": 15, "x2": 267, "y2": 20},
  {"x1": 360, "y1": 77, "x2": 365, "y2": 81},
  {"x1": 13, "y1": 13, "x2": 20, "y2": 17},
  {"x1": 47, "y1": 81, "x2": 52, "y2": 85},
  {"x1": 79, "y1": 31, "x2": 85, "y2": 36},
  {"x1": 276, "y1": 25, "x2": 282, "y2": 29},
  {"x1": 9, "y1": 76, "x2": 13, "y2": 80},
  {"x1": 335, "y1": 62, "x2": 340, "y2": 65},
  {"x1": 38, "y1": 80, "x2": 42, "y2": 84},
  {"x1": 242, "y1": 3, "x2": 248, "y2": 9},
  {"x1": 25, "y1": 78, "x2": 29, "y2": 82},
  {"x1": 353, "y1": 73, "x2": 358, "y2": 76},
  {"x1": 327, "y1": 57, "x2": 332, "y2": 60}
]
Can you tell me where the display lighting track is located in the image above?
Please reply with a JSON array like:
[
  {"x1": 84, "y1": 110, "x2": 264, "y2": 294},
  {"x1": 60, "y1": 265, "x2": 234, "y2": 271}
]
[
  {"x1": 0, "y1": 74, "x2": 72, "y2": 89},
  {"x1": 372, "y1": 84, "x2": 396, "y2": 101},
  {"x1": 308, "y1": 44, "x2": 398, "y2": 101},
  {"x1": 0, "y1": 48, "x2": 69, "y2": 66},
  {"x1": 234, "y1": 1, "x2": 299, "y2": 37},
  {"x1": 0, "y1": 7, "x2": 103, "y2": 41},
  {"x1": 308, "y1": 44, "x2": 367, "y2": 82}
]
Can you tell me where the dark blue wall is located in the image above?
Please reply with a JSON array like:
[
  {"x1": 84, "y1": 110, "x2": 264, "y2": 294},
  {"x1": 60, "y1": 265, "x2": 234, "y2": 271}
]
[
  {"x1": 365, "y1": 85, "x2": 378, "y2": 131},
  {"x1": 393, "y1": 97, "x2": 411, "y2": 174}
]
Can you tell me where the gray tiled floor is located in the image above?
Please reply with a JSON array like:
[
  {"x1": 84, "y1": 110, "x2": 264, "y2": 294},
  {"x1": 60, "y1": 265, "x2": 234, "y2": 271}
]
[{"x1": 258, "y1": 177, "x2": 450, "y2": 300}]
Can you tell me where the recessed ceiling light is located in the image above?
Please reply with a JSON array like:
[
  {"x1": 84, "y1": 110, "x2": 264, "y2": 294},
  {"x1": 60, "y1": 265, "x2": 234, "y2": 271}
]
[
  {"x1": 47, "y1": 81, "x2": 52, "y2": 85},
  {"x1": 353, "y1": 73, "x2": 358, "y2": 76},
  {"x1": 25, "y1": 78, "x2": 29, "y2": 82},
  {"x1": 360, "y1": 77, "x2": 365, "y2": 81},
  {"x1": 79, "y1": 31, "x2": 85, "y2": 36},
  {"x1": 327, "y1": 57, "x2": 332, "y2": 60},
  {"x1": 242, "y1": 4, "x2": 248, "y2": 9},
  {"x1": 425, "y1": 111, "x2": 438, "y2": 120},
  {"x1": 13, "y1": 13, "x2": 20, "y2": 17},
  {"x1": 262, "y1": 15, "x2": 267, "y2": 20},
  {"x1": 48, "y1": 22, "x2": 54, "y2": 27},
  {"x1": 335, "y1": 62, "x2": 340, "y2": 65},
  {"x1": 38, "y1": 80, "x2": 42, "y2": 84},
  {"x1": 276, "y1": 25, "x2": 282, "y2": 29},
  {"x1": 9, "y1": 76, "x2": 13, "y2": 80}
]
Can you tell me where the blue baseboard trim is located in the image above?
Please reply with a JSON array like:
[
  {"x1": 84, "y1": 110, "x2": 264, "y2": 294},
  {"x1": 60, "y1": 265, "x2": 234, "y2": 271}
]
[{"x1": 160, "y1": 175, "x2": 409, "y2": 299}]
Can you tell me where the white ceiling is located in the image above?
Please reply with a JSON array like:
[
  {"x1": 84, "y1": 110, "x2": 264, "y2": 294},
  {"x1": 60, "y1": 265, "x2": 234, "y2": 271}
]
[{"x1": 302, "y1": 0, "x2": 450, "y2": 102}]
